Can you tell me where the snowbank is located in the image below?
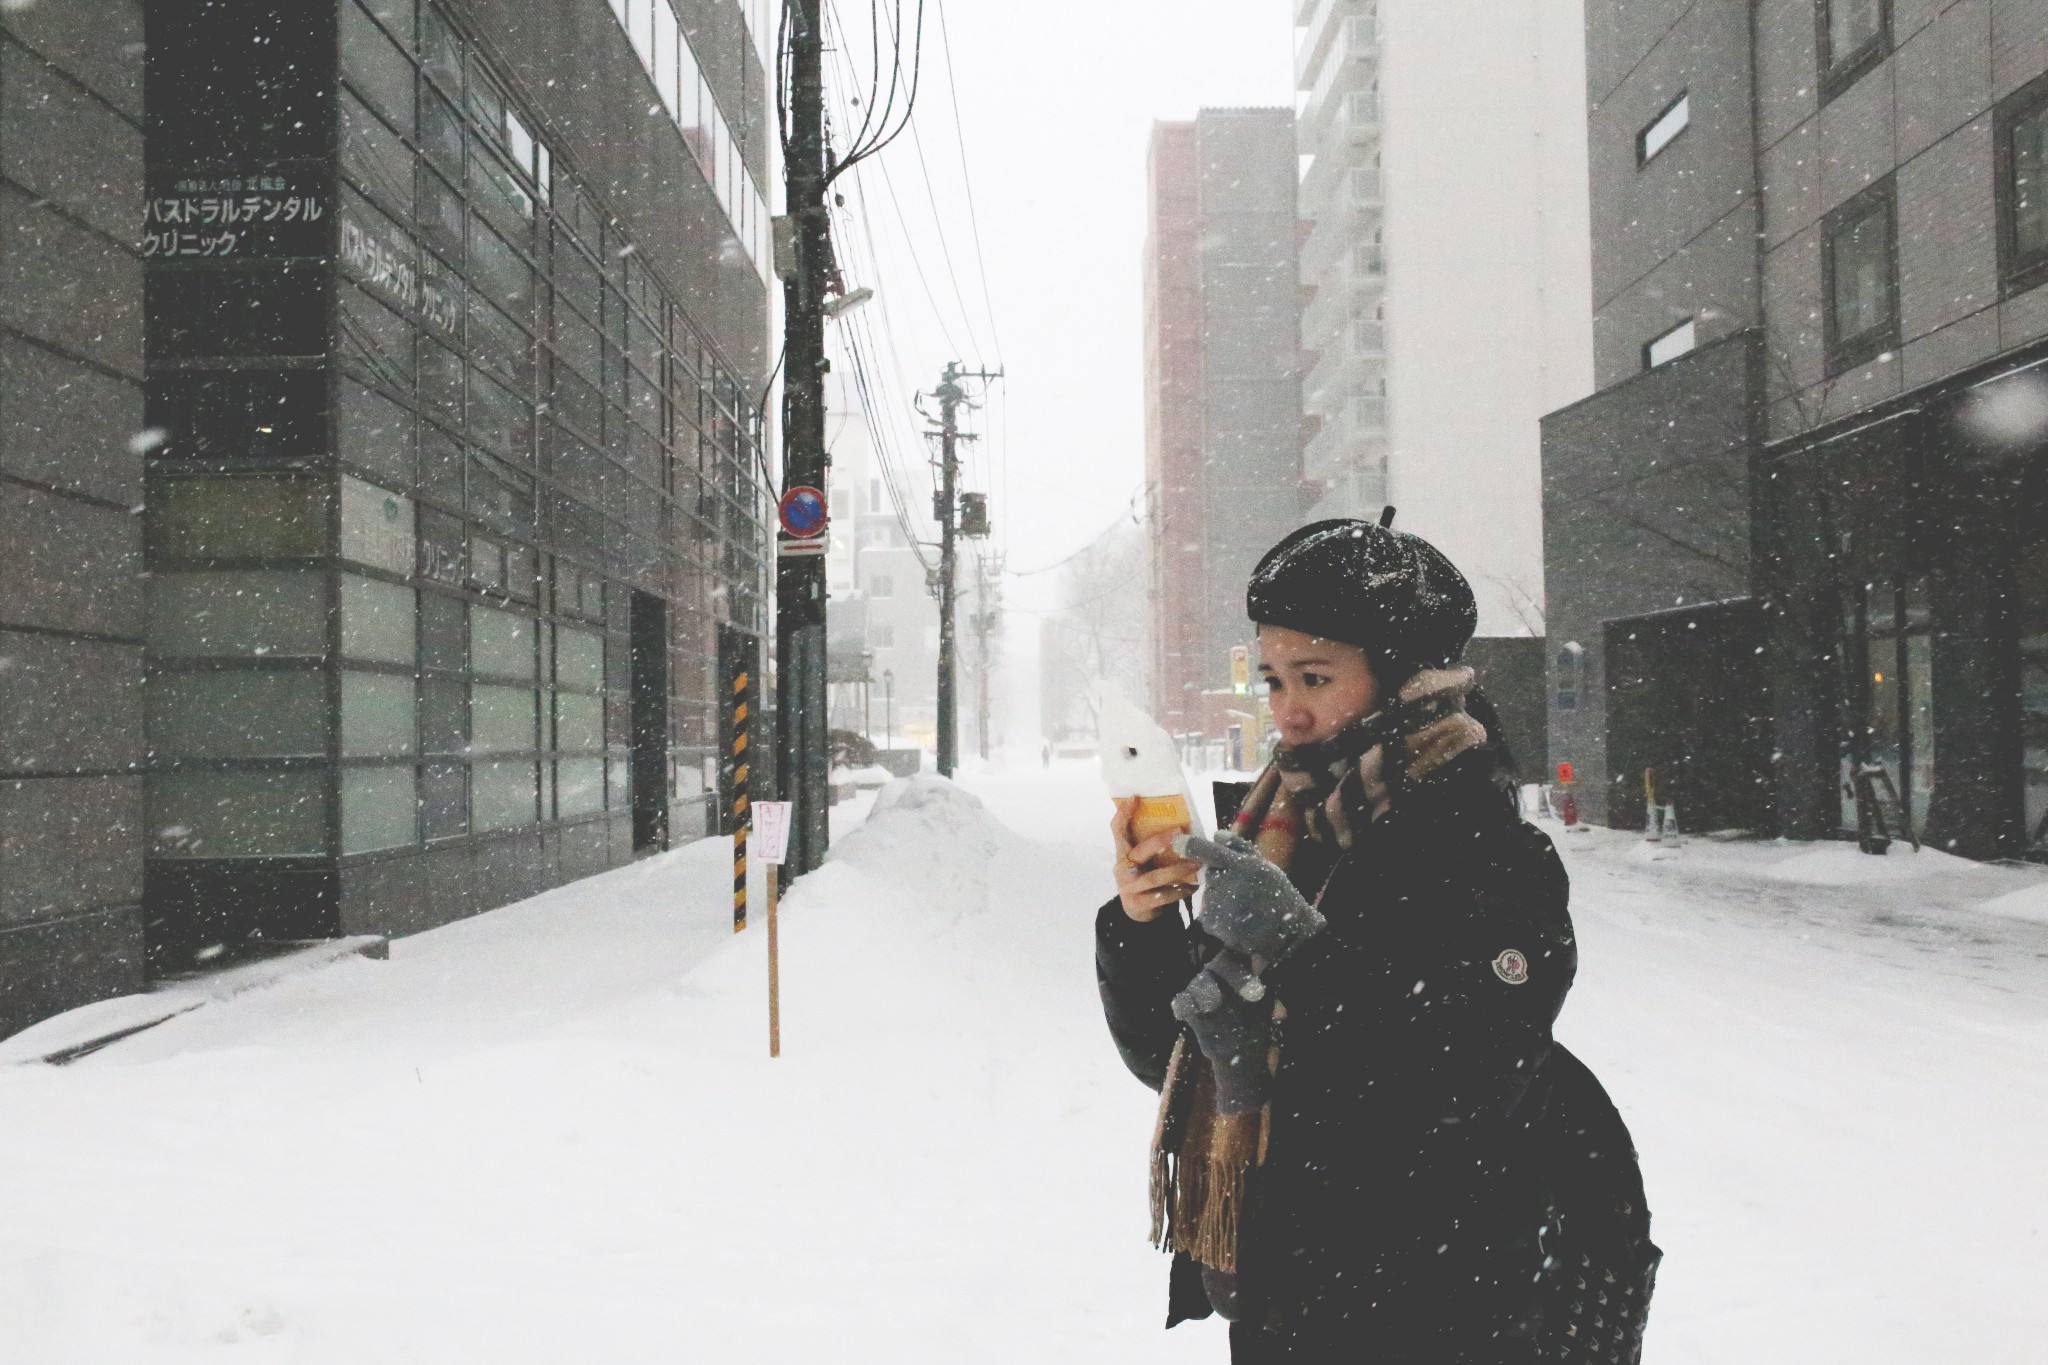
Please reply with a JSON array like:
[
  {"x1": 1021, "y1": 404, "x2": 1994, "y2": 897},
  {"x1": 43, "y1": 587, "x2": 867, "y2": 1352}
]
[
  {"x1": 1976, "y1": 882, "x2": 2048, "y2": 926},
  {"x1": 1760, "y1": 841, "x2": 1976, "y2": 886}
]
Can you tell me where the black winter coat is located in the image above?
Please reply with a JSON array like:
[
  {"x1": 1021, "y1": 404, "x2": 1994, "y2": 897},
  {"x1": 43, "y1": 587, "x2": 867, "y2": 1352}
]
[{"x1": 1096, "y1": 757, "x2": 1655, "y2": 1363}]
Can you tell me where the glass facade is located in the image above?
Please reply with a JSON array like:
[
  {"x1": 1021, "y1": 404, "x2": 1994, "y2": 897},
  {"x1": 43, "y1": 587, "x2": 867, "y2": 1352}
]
[
  {"x1": 602, "y1": 0, "x2": 773, "y2": 277},
  {"x1": 2020, "y1": 545, "x2": 2048, "y2": 857},
  {"x1": 1840, "y1": 578, "x2": 1934, "y2": 836},
  {"x1": 142, "y1": 0, "x2": 770, "y2": 946}
]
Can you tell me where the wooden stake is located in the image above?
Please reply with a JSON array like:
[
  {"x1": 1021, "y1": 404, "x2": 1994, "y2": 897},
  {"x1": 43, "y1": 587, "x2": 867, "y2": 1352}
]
[{"x1": 767, "y1": 865, "x2": 781, "y2": 1058}]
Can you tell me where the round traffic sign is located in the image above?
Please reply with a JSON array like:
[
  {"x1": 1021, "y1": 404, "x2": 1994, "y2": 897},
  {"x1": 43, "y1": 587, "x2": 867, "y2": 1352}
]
[{"x1": 778, "y1": 485, "x2": 828, "y2": 538}]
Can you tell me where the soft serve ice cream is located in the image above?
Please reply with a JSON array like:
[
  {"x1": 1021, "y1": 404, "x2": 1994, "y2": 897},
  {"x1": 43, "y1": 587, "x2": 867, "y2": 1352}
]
[{"x1": 1094, "y1": 684, "x2": 1204, "y2": 849}]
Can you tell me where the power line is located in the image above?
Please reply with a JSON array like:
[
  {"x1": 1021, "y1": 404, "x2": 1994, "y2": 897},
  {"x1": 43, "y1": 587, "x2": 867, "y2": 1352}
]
[
  {"x1": 1005, "y1": 482, "x2": 1152, "y2": 576},
  {"x1": 904, "y1": 116, "x2": 985, "y2": 363},
  {"x1": 933, "y1": 0, "x2": 1004, "y2": 366}
]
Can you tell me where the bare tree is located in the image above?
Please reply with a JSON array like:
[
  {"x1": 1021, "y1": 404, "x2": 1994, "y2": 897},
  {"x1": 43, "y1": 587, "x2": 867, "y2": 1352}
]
[{"x1": 1039, "y1": 519, "x2": 1153, "y2": 742}]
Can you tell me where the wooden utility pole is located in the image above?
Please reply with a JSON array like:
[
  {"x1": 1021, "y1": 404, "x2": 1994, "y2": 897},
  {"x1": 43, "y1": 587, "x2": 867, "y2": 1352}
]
[{"x1": 775, "y1": 0, "x2": 831, "y2": 873}]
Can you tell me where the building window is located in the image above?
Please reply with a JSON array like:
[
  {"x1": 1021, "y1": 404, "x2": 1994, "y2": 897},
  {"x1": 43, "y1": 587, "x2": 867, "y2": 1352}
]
[
  {"x1": 1638, "y1": 92, "x2": 1689, "y2": 166},
  {"x1": 1642, "y1": 318, "x2": 1697, "y2": 370},
  {"x1": 1554, "y1": 644, "x2": 1584, "y2": 712},
  {"x1": 1816, "y1": 0, "x2": 1889, "y2": 103},
  {"x1": 1822, "y1": 179, "x2": 1899, "y2": 374},
  {"x1": 1996, "y1": 71, "x2": 2048, "y2": 298},
  {"x1": 870, "y1": 574, "x2": 893, "y2": 599},
  {"x1": 874, "y1": 624, "x2": 895, "y2": 648}
]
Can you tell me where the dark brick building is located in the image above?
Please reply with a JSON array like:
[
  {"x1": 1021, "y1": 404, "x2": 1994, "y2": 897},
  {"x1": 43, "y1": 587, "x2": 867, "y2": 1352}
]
[{"x1": 1545, "y1": 0, "x2": 2048, "y2": 858}]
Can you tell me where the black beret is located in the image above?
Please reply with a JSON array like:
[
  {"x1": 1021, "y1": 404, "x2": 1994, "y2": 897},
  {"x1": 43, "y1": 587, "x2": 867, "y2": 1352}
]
[{"x1": 1245, "y1": 519, "x2": 1478, "y2": 682}]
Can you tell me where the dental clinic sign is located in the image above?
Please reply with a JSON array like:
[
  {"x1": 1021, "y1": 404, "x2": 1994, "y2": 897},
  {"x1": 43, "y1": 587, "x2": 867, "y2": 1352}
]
[
  {"x1": 340, "y1": 215, "x2": 459, "y2": 334},
  {"x1": 143, "y1": 168, "x2": 328, "y2": 259}
]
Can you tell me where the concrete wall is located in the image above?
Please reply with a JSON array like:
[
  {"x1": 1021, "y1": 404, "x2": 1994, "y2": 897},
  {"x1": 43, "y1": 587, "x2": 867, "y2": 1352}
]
[
  {"x1": 1585, "y1": 0, "x2": 1762, "y2": 388},
  {"x1": 1541, "y1": 331, "x2": 1762, "y2": 824},
  {"x1": 0, "y1": 4, "x2": 149, "y2": 1037}
]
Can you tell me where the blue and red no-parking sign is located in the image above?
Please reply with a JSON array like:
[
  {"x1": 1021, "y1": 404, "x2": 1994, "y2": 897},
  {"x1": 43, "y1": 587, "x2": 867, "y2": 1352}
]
[{"x1": 777, "y1": 485, "x2": 828, "y2": 541}]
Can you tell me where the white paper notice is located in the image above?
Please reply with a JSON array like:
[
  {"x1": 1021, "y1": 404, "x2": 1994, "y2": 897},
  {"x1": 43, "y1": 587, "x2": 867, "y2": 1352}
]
[{"x1": 753, "y1": 801, "x2": 793, "y2": 865}]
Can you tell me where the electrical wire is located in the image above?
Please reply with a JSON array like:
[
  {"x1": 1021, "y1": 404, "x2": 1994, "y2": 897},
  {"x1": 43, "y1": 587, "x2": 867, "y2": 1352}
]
[
  {"x1": 1005, "y1": 482, "x2": 1153, "y2": 576},
  {"x1": 933, "y1": 0, "x2": 1003, "y2": 366},
  {"x1": 824, "y1": 0, "x2": 927, "y2": 183},
  {"x1": 903, "y1": 116, "x2": 986, "y2": 363}
]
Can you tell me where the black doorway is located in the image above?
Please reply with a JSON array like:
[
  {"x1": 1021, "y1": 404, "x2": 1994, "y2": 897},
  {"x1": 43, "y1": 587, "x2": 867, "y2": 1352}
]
[
  {"x1": 1604, "y1": 597, "x2": 1774, "y2": 835},
  {"x1": 629, "y1": 591, "x2": 669, "y2": 852}
]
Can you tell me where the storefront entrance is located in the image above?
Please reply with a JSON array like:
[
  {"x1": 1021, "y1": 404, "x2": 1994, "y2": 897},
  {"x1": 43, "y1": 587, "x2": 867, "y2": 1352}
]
[
  {"x1": 1840, "y1": 577, "x2": 1936, "y2": 839},
  {"x1": 2019, "y1": 544, "x2": 2048, "y2": 858}
]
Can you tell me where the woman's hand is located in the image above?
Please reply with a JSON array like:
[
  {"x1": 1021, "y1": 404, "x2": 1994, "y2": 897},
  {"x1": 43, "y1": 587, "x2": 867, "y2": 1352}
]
[{"x1": 1110, "y1": 796, "x2": 1202, "y2": 923}]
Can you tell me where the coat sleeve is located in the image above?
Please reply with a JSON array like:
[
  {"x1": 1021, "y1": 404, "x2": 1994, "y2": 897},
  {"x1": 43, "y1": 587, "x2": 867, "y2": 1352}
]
[
  {"x1": 1094, "y1": 898, "x2": 1199, "y2": 1091},
  {"x1": 1274, "y1": 819, "x2": 1576, "y2": 1133}
]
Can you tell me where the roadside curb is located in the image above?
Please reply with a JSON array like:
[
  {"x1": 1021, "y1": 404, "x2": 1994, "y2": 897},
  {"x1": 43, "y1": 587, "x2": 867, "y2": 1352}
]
[{"x1": 1, "y1": 936, "x2": 390, "y2": 1067}]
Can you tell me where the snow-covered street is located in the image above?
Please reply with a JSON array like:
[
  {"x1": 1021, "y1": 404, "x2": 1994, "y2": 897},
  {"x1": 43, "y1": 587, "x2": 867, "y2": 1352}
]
[{"x1": 4, "y1": 762, "x2": 2047, "y2": 1363}]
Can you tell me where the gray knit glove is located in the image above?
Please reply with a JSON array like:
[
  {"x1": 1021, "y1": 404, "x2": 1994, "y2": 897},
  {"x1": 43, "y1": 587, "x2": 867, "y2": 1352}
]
[
  {"x1": 1170, "y1": 979, "x2": 1273, "y2": 1114},
  {"x1": 1173, "y1": 832, "x2": 1326, "y2": 966}
]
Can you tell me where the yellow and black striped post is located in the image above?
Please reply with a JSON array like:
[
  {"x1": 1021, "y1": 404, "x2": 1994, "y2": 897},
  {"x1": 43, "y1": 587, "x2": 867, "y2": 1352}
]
[{"x1": 732, "y1": 665, "x2": 751, "y2": 932}]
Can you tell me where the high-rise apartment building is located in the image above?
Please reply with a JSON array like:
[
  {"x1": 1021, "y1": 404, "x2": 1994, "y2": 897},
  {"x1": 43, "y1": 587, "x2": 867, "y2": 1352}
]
[
  {"x1": 1543, "y1": 0, "x2": 2048, "y2": 859},
  {"x1": 1294, "y1": 0, "x2": 1390, "y2": 518},
  {"x1": 1, "y1": 0, "x2": 778, "y2": 1041},
  {"x1": 1375, "y1": 0, "x2": 1594, "y2": 642},
  {"x1": 1143, "y1": 110, "x2": 1304, "y2": 739},
  {"x1": 824, "y1": 399, "x2": 940, "y2": 753}
]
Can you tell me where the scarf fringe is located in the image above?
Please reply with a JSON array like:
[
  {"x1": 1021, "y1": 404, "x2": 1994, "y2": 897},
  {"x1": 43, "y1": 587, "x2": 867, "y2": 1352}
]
[{"x1": 1150, "y1": 1044, "x2": 1267, "y2": 1275}]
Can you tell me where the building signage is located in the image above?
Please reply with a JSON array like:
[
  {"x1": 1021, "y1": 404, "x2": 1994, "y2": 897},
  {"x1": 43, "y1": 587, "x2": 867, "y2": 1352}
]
[
  {"x1": 143, "y1": 168, "x2": 329, "y2": 259},
  {"x1": 340, "y1": 215, "x2": 459, "y2": 333}
]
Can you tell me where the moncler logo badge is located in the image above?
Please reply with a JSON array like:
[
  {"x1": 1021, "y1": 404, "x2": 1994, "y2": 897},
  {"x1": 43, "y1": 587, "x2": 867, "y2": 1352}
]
[{"x1": 1492, "y1": 949, "x2": 1530, "y2": 985}]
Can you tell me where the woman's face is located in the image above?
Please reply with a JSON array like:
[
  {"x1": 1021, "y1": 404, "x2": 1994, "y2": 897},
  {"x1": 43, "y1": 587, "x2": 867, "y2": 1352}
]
[{"x1": 1258, "y1": 624, "x2": 1381, "y2": 748}]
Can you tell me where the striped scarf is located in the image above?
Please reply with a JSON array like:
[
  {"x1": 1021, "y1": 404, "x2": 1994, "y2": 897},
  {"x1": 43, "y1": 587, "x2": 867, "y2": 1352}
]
[{"x1": 1148, "y1": 667, "x2": 1488, "y2": 1281}]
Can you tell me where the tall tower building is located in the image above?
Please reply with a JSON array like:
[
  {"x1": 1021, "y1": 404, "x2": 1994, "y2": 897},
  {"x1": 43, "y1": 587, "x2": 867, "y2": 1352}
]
[
  {"x1": 1143, "y1": 110, "x2": 1304, "y2": 738},
  {"x1": 1294, "y1": 0, "x2": 1390, "y2": 519}
]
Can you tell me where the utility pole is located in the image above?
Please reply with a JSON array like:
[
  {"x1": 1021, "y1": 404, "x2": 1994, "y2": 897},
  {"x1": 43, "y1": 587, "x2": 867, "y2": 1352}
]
[
  {"x1": 929, "y1": 361, "x2": 1000, "y2": 778},
  {"x1": 971, "y1": 551, "x2": 1002, "y2": 761},
  {"x1": 775, "y1": 0, "x2": 831, "y2": 874}
]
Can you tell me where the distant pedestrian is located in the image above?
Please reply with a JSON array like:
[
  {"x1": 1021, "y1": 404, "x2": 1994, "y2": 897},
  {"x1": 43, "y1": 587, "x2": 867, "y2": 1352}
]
[
  {"x1": 1043, "y1": 741, "x2": 1052, "y2": 768},
  {"x1": 1096, "y1": 518, "x2": 1659, "y2": 1363}
]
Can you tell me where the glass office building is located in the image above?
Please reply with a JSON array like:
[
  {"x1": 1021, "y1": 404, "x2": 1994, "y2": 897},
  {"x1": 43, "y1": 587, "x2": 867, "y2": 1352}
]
[{"x1": 141, "y1": 0, "x2": 772, "y2": 966}]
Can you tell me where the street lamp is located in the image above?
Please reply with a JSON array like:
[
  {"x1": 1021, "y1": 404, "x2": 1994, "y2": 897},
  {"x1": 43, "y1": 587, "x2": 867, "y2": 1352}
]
[{"x1": 883, "y1": 669, "x2": 895, "y2": 751}]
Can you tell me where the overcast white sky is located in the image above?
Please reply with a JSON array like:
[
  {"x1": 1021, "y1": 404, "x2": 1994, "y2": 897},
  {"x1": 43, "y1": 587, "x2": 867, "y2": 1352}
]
[{"x1": 822, "y1": 0, "x2": 1296, "y2": 615}]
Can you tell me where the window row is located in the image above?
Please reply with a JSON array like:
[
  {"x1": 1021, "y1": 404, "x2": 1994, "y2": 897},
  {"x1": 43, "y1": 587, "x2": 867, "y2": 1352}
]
[
  {"x1": 1639, "y1": 74, "x2": 2048, "y2": 376},
  {"x1": 145, "y1": 567, "x2": 606, "y2": 680},
  {"x1": 149, "y1": 757, "x2": 620, "y2": 858},
  {"x1": 146, "y1": 669, "x2": 609, "y2": 760},
  {"x1": 604, "y1": 0, "x2": 772, "y2": 277},
  {"x1": 340, "y1": 2, "x2": 768, "y2": 468}
]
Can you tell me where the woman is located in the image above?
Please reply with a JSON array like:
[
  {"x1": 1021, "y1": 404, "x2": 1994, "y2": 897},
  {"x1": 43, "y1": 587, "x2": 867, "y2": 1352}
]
[{"x1": 1097, "y1": 519, "x2": 1658, "y2": 1363}]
